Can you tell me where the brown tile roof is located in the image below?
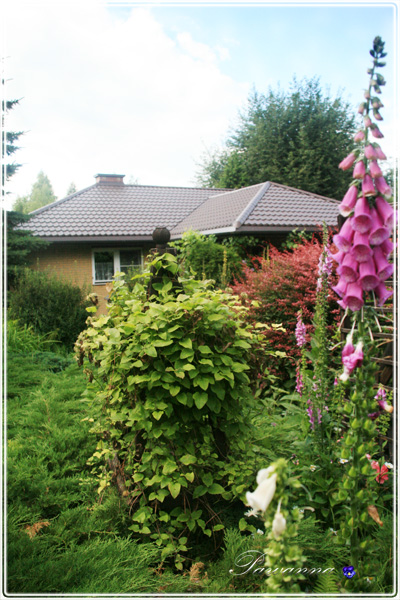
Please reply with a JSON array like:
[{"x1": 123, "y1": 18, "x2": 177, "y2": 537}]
[
  {"x1": 20, "y1": 178, "x2": 339, "y2": 241},
  {"x1": 171, "y1": 181, "x2": 339, "y2": 236},
  {"x1": 21, "y1": 183, "x2": 228, "y2": 240}
]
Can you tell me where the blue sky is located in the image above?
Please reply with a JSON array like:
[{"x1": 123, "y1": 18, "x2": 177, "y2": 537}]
[{"x1": 2, "y1": 1, "x2": 398, "y2": 208}]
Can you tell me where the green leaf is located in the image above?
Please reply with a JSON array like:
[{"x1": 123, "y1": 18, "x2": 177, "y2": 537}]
[
  {"x1": 185, "y1": 472, "x2": 195, "y2": 483},
  {"x1": 152, "y1": 411, "x2": 163, "y2": 420},
  {"x1": 198, "y1": 345, "x2": 212, "y2": 354},
  {"x1": 212, "y1": 524, "x2": 224, "y2": 531},
  {"x1": 168, "y1": 482, "x2": 181, "y2": 499},
  {"x1": 193, "y1": 485, "x2": 207, "y2": 499},
  {"x1": 180, "y1": 348, "x2": 194, "y2": 360},
  {"x1": 169, "y1": 385, "x2": 180, "y2": 397},
  {"x1": 193, "y1": 391, "x2": 208, "y2": 409},
  {"x1": 182, "y1": 363, "x2": 196, "y2": 371},
  {"x1": 144, "y1": 346, "x2": 157, "y2": 357},
  {"x1": 180, "y1": 454, "x2": 197, "y2": 465},
  {"x1": 163, "y1": 460, "x2": 178, "y2": 475},
  {"x1": 208, "y1": 483, "x2": 225, "y2": 495},
  {"x1": 180, "y1": 338, "x2": 193, "y2": 349}
]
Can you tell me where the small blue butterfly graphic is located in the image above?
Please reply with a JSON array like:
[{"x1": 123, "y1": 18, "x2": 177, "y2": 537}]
[{"x1": 343, "y1": 566, "x2": 355, "y2": 579}]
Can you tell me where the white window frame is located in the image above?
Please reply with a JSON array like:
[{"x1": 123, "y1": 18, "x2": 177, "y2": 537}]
[{"x1": 92, "y1": 248, "x2": 143, "y2": 285}]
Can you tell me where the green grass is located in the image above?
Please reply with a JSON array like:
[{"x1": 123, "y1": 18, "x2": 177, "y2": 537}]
[{"x1": 5, "y1": 349, "x2": 394, "y2": 595}]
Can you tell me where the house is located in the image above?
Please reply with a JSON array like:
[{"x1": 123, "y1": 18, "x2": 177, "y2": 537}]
[{"x1": 21, "y1": 173, "x2": 340, "y2": 312}]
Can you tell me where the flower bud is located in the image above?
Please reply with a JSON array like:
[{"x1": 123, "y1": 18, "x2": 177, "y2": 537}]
[{"x1": 354, "y1": 130, "x2": 365, "y2": 142}]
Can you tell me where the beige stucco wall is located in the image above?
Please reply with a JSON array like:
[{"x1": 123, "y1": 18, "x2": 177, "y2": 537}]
[{"x1": 31, "y1": 244, "x2": 111, "y2": 314}]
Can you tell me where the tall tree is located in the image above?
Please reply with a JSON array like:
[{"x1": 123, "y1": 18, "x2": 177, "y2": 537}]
[
  {"x1": 197, "y1": 77, "x2": 357, "y2": 199},
  {"x1": 1, "y1": 78, "x2": 24, "y2": 193},
  {"x1": 12, "y1": 171, "x2": 57, "y2": 213},
  {"x1": 4, "y1": 211, "x2": 48, "y2": 289},
  {"x1": 66, "y1": 182, "x2": 77, "y2": 195}
]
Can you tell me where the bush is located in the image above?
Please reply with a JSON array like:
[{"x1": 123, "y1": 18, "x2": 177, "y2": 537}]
[
  {"x1": 8, "y1": 269, "x2": 90, "y2": 349},
  {"x1": 231, "y1": 237, "x2": 340, "y2": 380},
  {"x1": 75, "y1": 253, "x2": 277, "y2": 566},
  {"x1": 173, "y1": 230, "x2": 242, "y2": 287}
]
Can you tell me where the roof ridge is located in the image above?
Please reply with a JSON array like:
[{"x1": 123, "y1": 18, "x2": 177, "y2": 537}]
[
  {"x1": 124, "y1": 183, "x2": 231, "y2": 191},
  {"x1": 269, "y1": 181, "x2": 339, "y2": 203},
  {"x1": 233, "y1": 182, "x2": 270, "y2": 229},
  {"x1": 27, "y1": 184, "x2": 98, "y2": 216}
]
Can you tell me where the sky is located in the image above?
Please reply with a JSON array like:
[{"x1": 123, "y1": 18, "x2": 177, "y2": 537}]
[{"x1": 1, "y1": 1, "x2": 398, "y2": 210}]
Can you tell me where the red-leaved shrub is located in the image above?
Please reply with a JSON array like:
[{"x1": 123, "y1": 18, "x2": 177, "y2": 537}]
[{"x1": 231, "y1": 237, "x2": 340, "y2": 381}]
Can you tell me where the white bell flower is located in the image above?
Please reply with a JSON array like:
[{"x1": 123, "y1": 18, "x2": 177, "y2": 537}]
[
  {"x1": 272, "y1": 500, "x2": 286, "y2": 538},
  {"x1": 246, "y1": 473, "x2": 277, "y2": 514},
  {"x1": 256, "y1": 466, "x2": 276, "y2": 485}
]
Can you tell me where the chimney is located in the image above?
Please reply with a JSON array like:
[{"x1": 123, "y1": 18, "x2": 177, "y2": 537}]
[{"x1": 95, "y1": 173, "x2": 125, "y2": 185}]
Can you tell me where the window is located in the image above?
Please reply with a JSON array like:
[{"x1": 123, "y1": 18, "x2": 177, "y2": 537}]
[{"x1": 93, "y1": 248, "x2": 142, "y2": 284}]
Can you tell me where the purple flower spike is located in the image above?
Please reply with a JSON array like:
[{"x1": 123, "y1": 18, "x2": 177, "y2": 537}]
[
  {"x1": 375, "y1": 177, "x2": 392, "y2": 200},
  {"x1": 353, "y1": 196, "x2": 373, "y2": 233},
  {"x1": 339, "y1": 185, "x2": 359, "y2": 217},
  {"x1": 353, "y1": 161, "x2": 366, "y2": 179},
  {"x1": 359, "y1": 257, "x2": 380, "y2": 291},
  {"x1": 343, "y1": 282, "x2": 364, "y2": 312},
  {"x1": 375, "y1": 283, "x2": 393, "y2": 306},
  {"x1": 375, "y1": 196, "x2": 394, "y2": 229},
  {"x1": 362, "y1": 174, "x2": 376, "y2": 197},
  {"x1": 339, "y1": 152, "x2": 357, "y2": 171},
  {"x1": 364, "y1": 144, "x2": 377, "y2": 159},
  {"x1": 333, "y1": 218, "x2": 355, "y2": 252},
  {"x1": 295, "y1": 313, "x2": 307, "y2": 347},
  {"x1": 373, "y1": 246, "x2": 394, "y2": 281},
  {"x1": 351, "y1": 231, "x2": 373, "y2": 262},
  {"x1": 337, "y1": 254, "x2": 359, "y2": 283},
  {"x1": 380, "y1": 238, "x2": 394, "y2": 257},
  {"x1": 369, "y1": 160, "x2": 383, "y2": 178},
  {"x1": 331, "y1": 279, "x2": 348, "y2": 298},
  {"x1": 369, "y1": 207, "x2": 390, "y2": 246}
]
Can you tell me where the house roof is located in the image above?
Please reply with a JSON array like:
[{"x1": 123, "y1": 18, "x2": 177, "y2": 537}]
[{"x1": 19, "y1": 175, "x2": 340, "y2": 242}]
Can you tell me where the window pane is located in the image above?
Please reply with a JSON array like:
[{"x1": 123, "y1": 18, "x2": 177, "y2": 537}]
[
  {"x1": 94, "y1": 251, "x2": 114, "y2": 282},
  {"x1": 120, "y1": 249, "x2": 142, "y2": 274}
]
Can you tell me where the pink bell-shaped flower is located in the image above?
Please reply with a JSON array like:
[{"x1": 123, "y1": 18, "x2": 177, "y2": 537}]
[
  {"x1": 343, "y1": 282, "x2": 364, "y2": 312},
  {"x1": 339, "y1": 152, "x2": 357, "y2": 171},
  {"x1": 339, "y1": 185, "x2": 359, "y2": 217},
  {"x1": 369, "y1": 160, "x2": 383, "y2": 178},
  {"x1": 364, "y1": 144, "x2": 377, "y2": 159},
  {"x1": 374, "y1": 145, "x2": 387, "y2": 160},
  {"x1": 371, "y1": 125, "x2": 384, "y2": 138},
  {"x1": 362, "y1": 174, "x2": 376, "y2": 197},
  {"x1": 373, "y1": 246, "x2": 394, "y2": 281},
  {"x1": 359, "y1": 257, "x2": 380, "y2": 291},
  {"x1": 333, "y1": 218, "x2": 355, "y2": 252},
  {"x1": 354, "y1": 130, "x2": 365, "y2": 142},
  {"x1": 331, "y1": 279, "x2": 348, "y2": 298},
  {"x1": 369, "y1": 207, "x2": 390, "y2": 246},
  {"x1": 331, "y1": 249, "x2": 345, "y2": 265},
  {"x1": 337, "y1": 254, "x2": 359, "y2": 283},
  {"x1": 380, "y1": 238, "x2": 394, "y2": 257},
  {"x1": 375, "y1": 283, "x2": 393, "y2": 306},
  {"x1": 353, "y1": 161, "x2": 366, "y2": 179},
  {"x1": 375, "y1": 196, "x2": 394, "y2": 229},
  {"x1": 351, "y1": 231, "x2": 373, "y2": 262},
  {"x1": 374, "y1": 176, "x2": 392, "y2": 199},
  {"x1": 353, "y1": 196, "x2": 372, "y2": 233},
  {"x1": 364, "y1": 115, "x2": 372, "y2": 128}
]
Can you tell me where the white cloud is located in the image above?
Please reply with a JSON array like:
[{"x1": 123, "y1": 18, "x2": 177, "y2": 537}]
[{"x1": 3, "y1": 4, "x2": 248, "y2": 208}]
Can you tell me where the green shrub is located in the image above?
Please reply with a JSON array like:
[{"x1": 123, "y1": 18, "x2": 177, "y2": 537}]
[
  {"x1": 8, "y1": 269, "x2": 90, "y2": 349},
  {"x1": 75, "y1": 253, "x2": 279, "y2": 566},
  {"x1": 173, "y1": 230, "x2": 242, "y2": 286}
]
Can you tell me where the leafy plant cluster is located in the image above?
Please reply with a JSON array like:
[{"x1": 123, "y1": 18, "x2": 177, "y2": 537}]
[
  {"x1": 172, "y1": 229, "x2": 242, "y2": 287},
  {"x1": 231, "y1": 236, "x2": 340, "y2": 380},
  {"x1": 8, "y1": 267, "x2": 90, "y2": 349},
  {"x1": 75, "y1": 253, "x2": 280, "y2": 566}
]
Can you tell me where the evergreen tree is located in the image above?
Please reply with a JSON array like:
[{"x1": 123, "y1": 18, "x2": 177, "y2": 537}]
[
  {"x1": 4, "y1": 211, "x2": 48, "y2": 289},
  {"x1": 197, "y1": 77, "x2": 356, "y2": 199},
  {"x1": 1, "y1": 78, "x2": 24, "y2": 192},
  {"x1": 12, "y1": 171, "x2": 57, "y2": 213},
  {"x1": 66, "y1": 182, "x2": 77, "y2": 195}
]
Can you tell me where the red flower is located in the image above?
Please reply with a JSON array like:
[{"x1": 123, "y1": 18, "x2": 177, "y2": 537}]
[{"x1": 371, "y1": 461, "x2": 389, "y2": 484}]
